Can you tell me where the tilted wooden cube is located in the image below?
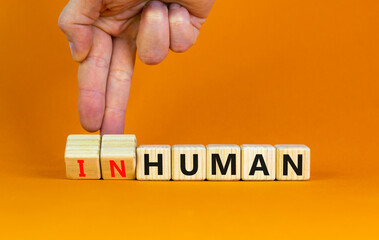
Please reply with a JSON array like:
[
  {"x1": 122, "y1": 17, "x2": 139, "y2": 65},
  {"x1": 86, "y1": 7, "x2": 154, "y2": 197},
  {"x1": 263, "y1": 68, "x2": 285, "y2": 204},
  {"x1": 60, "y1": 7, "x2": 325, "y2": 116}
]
[
  {"x1": 100, "y1": 134, "x2": 136, "y2": 180},
  {"x1": 241, "y1": 144, "x2": 275, "y2": 180},
  {"x1": 101, "y1": 134, "x2": 137, "y2": 146},
  {"x1": 275, "y1": 144, "x2": 310, "y2": 180},
  {"x1": 136, "y1": 145, "x2": 171, "y2": 180},
  {"x1": 172, "y1": 145, "x2": 206, "y2": 180},
  {"x1": 64, "y1": 135, "x2": 101, "y2": 179},
  {"x1": 206, "y1": 144, "x2": 241, "y2": 180}
]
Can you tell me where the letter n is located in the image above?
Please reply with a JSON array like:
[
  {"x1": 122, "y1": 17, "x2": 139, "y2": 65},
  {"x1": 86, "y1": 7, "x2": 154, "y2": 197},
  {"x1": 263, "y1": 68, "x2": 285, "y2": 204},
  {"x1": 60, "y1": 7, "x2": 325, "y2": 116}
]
[
  {"x1": 110, "y1": 160, "x2": 126, "y2": 177},
  {"x1": 283, "y1": 154, "x2": 303, "y2": 176}
]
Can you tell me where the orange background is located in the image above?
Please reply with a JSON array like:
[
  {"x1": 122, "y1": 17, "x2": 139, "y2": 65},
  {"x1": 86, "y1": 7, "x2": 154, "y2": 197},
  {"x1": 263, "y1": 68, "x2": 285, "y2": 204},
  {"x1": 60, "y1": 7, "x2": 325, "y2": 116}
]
[{"x1": 0, "y1": 0, "x2": 378, "y2": 239}]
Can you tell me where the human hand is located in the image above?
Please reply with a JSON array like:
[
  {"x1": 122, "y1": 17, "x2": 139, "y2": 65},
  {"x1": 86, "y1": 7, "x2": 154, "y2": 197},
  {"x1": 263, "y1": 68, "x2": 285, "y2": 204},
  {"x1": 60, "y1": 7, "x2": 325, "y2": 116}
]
[{"x1": 58, "y1": 0, "x2": 214, "y2": 134}]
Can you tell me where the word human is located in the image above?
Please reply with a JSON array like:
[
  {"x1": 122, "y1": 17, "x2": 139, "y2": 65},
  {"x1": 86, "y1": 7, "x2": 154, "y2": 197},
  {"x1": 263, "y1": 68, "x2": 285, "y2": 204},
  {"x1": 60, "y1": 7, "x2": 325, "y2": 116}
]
[{"x1": 65, "y1": 135, "x2": 310, "y2": 181}]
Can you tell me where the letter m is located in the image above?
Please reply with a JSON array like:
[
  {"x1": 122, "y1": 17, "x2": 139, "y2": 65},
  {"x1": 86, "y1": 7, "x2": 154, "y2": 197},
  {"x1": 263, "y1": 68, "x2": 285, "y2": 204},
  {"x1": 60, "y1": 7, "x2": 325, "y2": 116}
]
[{"x1": 211, "y1": 154, "x2": 236, "y2": 175}]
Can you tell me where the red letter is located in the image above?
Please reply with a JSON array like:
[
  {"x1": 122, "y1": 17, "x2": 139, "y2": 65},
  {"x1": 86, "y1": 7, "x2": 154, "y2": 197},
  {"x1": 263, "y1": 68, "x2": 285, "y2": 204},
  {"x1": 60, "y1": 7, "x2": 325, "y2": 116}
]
[
  {"x1": 77, "y1": 160, "x2": 86, "y2": 177},
  {"x1": 110, "y1": 160, "x2": 126, "y2": 177}
]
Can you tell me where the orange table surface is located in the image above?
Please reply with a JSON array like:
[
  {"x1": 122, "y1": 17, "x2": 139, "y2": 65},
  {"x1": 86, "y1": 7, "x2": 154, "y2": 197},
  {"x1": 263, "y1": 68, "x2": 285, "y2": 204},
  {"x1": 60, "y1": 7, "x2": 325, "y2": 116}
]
[{"x1": 0, "y1": 0, "x2": 378, "y2": 239}]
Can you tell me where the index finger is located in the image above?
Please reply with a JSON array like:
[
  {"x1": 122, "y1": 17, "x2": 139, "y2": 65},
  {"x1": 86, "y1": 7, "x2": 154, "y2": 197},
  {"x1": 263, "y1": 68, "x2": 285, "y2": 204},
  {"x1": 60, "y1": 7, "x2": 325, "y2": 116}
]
[{"x1": 78, "y1": 26, "x2": 112, "y2": 132}]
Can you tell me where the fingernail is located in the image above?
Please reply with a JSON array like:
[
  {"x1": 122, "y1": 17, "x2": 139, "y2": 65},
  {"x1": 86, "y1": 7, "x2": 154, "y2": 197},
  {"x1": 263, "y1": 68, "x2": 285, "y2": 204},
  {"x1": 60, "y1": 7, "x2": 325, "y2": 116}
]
[
  {"x1": 69, "y1": 41, "x2": 75, "y2": 58},
  {"x1": 169, "y1": 3, "x2": 181, "y2": 10},
  {"x1": 147, "y1": 1, "x2": 164, "y2": 7},
  {"x1": 193, "y1": 26, "x2": 200, "y2": 42}
]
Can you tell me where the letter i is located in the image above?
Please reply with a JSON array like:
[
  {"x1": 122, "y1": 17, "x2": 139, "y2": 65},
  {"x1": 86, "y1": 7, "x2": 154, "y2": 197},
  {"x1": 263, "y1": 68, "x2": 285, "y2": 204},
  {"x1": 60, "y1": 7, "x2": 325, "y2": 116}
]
[{"x1": 77, "y1": 160, "x2": 86, "y2": 177}]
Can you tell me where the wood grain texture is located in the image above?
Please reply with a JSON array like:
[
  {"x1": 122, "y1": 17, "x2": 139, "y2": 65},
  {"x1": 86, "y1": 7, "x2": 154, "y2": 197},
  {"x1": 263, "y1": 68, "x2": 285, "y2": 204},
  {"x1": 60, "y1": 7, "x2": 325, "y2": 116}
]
[
  {"x1": 136, "y1": 145, "x2": 171, "y2": 180},
  {"x1": 275, "y1": 144, "x2": 310, "y2": 180},
  {"x1": 64, "y1": 135, "x2": 101, "y2": 179},
  {"x1": 172, "y1": 145, "x2": 206, "y2": 180},
  {"x1": 206, "y1": 144, "x2": 241, "y2": 180},
  {"x1": 241, "y1": 144, "x2": 275, "y2": 180},
  {"x1": 100, "y1": 150, "x2": 136, "y2": 179},
  {"x1": 100, "y1": 134, "x2": 137, "y2": 180},
  {"x1": 101, "y1": 134, "x2": 137, "y2": 145},
  {"x1": 67, "y1": 135, "x2": 101, "y2": 140}
]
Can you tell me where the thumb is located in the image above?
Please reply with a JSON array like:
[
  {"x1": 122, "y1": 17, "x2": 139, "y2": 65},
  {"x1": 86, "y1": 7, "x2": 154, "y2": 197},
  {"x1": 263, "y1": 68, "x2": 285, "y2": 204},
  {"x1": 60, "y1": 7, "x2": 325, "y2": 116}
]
[{"x1": 58, "y1": 0, "x2": 102, "y2": 62}]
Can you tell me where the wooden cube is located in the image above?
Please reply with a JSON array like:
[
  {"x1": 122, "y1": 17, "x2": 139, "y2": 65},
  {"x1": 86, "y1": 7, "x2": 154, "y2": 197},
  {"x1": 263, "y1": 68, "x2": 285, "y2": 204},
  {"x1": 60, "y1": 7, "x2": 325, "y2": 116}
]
[
  {"x1": 136, "y1": 145, "x2": 171, "y2": 180},
  {"x1": 66, "y1": 135, "x2": 100, "y2": 146},
  {"x1": 241, "y1": 144, "x2": 275, "y2": 180},
  {"x1": 172, "y1": 145, "x2": 206, "y2": 180},
  {"x1": 100, "y1": 134, "x2": 136, "y2": 180},
  {"x1": 275, "y1": 144, "x2": 310, "y2": 180},
  {"x1": 206, "y1": 144, "x2": 241, "y2": 180},
  {"x1": 64, "y1": 135, "x2": 101, "y2": 179},
  {"x1": 101, "y1": 134, "x2": 137, "y2": 146}
]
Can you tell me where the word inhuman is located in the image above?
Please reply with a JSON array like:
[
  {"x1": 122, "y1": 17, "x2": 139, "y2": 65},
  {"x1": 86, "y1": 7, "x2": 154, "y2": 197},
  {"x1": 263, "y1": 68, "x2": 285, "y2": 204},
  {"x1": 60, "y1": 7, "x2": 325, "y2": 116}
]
[{"x1": 64, "y1": 135, "x2": 310, "y2": 181}]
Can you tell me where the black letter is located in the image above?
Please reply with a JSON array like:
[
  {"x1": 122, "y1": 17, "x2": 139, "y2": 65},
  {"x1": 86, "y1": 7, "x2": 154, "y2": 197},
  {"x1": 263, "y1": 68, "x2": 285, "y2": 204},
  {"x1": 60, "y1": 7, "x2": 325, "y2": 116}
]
[
  {"x1": 180, "y1": 154, "x2": 198, "y2": 175},
  {"x1": 144, "y1": 154, "x2": 163, "y2": 175},
  {"x1": 249, "y1": 154, "x2": 269, "y2": 175},
  {"x1": 211, "y1": 154, "x2": 236, "y2": 175},
  {"x1": 283, "y1": 154, "x2": 303, "y2": 175}
]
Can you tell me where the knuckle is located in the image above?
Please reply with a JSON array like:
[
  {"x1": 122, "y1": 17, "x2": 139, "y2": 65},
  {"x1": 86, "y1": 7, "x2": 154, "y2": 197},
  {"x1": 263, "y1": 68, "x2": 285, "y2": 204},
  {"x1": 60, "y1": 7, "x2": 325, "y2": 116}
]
[
  {"x1": 86, "y1": 56, "x2": 109, "y2": 68},
  {"x1": 108, "y1": 70, "x2": 133, "y2": 84},
  {"x1": 58, "y1": 14, "x2": 69, "y2": 31},
  {"x1": 79, "y1": 88, "x2": 105, "y2": 97},
  {"x1": 105, "y1": 106, "x2": 126, "y2": 114}
]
